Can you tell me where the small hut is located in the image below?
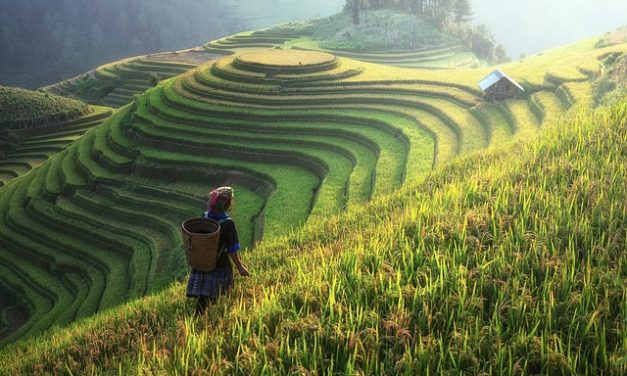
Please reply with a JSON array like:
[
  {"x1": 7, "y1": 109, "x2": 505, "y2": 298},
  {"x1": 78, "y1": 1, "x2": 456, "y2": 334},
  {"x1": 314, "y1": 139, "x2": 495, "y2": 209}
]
[{"x1": 479, "y1": 69, "x2": 524, "y2": 101}]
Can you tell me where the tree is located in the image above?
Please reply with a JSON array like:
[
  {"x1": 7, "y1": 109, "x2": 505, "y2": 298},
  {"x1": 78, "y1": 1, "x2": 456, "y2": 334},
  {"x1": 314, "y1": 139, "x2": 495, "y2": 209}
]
[
  {"x1": 345, "y1": 0, "x2": 370, "y2": 25},
  {"x1": 408, "y1": 0, "x2": 425, "y2": 15},
  {"x1": 467, "y1": 24, "x2": 508, "y2": 63},
  {"x1": 431, "y1": 0, "x2": 454, "y2": 28},
  {"x1": 0, "y1": 127, "x2": 20, "y2": 159},
  {"x1": 453, "y1": 0, "x2": 472, "y2": 31}
]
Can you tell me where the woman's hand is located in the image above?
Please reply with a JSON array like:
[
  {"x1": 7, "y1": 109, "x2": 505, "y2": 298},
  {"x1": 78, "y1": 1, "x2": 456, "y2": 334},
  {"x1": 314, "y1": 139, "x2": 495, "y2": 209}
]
[
  {"x1": 229, "y1": 252, "x2": 250, "y2": 277},
  {"x1": 238, "y1": 265, "x2": 250, "y2": 277}
]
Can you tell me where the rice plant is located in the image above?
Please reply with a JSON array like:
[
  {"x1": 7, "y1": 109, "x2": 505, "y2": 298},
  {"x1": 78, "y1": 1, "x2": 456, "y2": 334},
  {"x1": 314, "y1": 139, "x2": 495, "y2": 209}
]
[
  {"x1": 1, "y1": 94, "x2": 625, "y2": 375},
  {"x1": 0, "y1": 40, "x2": 624, "y2": 350}
]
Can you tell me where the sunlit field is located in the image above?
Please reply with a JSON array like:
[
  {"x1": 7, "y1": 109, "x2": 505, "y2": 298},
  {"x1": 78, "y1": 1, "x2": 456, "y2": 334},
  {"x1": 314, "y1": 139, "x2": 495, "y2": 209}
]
[
  {"x1": 2, "y1": 93, "x2": 625, "y2": 375},
  {"x1": 1, "y1": 2, "x2": 627, "y2": 373}
]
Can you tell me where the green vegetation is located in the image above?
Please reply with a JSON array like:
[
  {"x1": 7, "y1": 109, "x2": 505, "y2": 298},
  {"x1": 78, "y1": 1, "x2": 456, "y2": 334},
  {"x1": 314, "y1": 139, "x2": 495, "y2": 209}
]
[
  {"x1": 0, "y1": 106, "x2": 112, "y2": 187},
  {"x1": 45, "y1": 7, "x2": 490, "y2": 109},
  {"x1": 303, "y1": 9, "x2": 457, "y2": 52},
  {"x1": 0, "y1": 87, "x2": 89, "y2": 130},
  {"x1": 0, "y1": 86, "x2": 100, "y2": 168},
  {"x1": 45, "y1": 6, "x2": 487, "y2": 112},
  {"x1": 46, "y1": 54, "x2": 207, "y2": 108},
  {"x1": 344, "y1": 0, "x2": 472, "y2": 29},
  {"x1": 339, "y1": 0, "x2": 506, "y2": 62},
  {"x1": 0, "y1": 38, "x2": 625, "y2": 350},
  {"x1": 593, "y1": 51, "x2": 627, "y2": 104},
  {"x1": 2, "y1": 93, "x2": 625, "y2": 375},
  {"x1": 204, "y1": 8, "x2": 483, "y2": 70}
]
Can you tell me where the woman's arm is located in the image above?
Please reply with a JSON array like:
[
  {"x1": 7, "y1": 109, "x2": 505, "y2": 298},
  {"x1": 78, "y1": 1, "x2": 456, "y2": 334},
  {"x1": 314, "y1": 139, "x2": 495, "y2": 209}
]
[
  {"x1": 223, "y1": 219, "x2": 249, "y2": 276},
  {"x1": 229, "y1": 252, "x2": 250, "y2": 277}
]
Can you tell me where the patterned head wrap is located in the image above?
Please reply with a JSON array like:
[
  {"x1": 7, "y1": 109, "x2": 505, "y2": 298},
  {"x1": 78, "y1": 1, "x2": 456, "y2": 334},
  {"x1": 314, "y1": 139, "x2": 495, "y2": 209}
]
[{"x1": 207, "y1": 186, "x2": 234, "y2": 212}]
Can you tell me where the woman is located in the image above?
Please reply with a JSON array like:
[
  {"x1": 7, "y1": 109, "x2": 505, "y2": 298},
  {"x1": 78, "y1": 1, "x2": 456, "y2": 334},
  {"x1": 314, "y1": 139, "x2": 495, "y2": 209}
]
[{"x1": 186, "y1": 186, "x2": 250, "y2": 316}]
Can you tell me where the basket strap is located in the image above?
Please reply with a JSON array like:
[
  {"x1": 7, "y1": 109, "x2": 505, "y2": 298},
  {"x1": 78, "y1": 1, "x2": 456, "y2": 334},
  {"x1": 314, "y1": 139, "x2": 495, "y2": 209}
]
[
  {"x1": 216, "y1": 218, "x2": 230, "y2": 258},
  {"x1": 184, "y1": 236, "x2": 193, "y2": 253},
  {"x1": 201, "y1": 212, "x2": 231, "y2": 257}
]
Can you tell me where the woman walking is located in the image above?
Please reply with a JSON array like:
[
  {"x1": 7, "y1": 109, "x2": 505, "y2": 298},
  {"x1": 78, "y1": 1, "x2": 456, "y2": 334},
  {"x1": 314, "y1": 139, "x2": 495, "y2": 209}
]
[{"x1": 186, "y1": 186, "x2": 250, "y2": 316}]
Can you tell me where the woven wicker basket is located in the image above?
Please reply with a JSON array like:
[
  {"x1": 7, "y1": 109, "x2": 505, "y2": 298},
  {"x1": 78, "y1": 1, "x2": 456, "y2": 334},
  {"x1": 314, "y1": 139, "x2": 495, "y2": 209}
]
[{"x1": 181, "y1": 217, "x2": 221, "y2": 272}]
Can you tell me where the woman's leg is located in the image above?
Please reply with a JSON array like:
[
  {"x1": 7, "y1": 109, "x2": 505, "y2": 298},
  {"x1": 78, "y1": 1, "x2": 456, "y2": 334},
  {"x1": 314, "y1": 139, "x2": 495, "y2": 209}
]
[{"x1": 195, "y1": 296, "x2": 210, "y2": 317}]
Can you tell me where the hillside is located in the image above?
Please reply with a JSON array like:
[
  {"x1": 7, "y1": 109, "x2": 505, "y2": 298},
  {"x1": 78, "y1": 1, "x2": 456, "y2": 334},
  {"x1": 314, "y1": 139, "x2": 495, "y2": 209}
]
[
  {"x1": 45, "y1": 52, "x2": 220, "y2": 108},
  {"x1": 45, "y1": 9, "x2": 481, "y2": 108},
  {"x1": 203, "y1": 8, "x2": 483, "y2": 70},
  {"x1": 0, "y1": 0, "x2": 242, "y2": 89},
  {"x1": 0, "y1": 36, "x2": 624, "y2": 348},
  {"x1": 0, "y1": 107, "x2": 112, "y2": 189},
  {"x1": 0, "y1": 87, "x2": 113, "y2": 187},
  {"x1": 1, "y1": 92, "x2": 625, "y2": 374},
  {"x1": 0, "y1": 87, "x2": 89, "y2": 129}
]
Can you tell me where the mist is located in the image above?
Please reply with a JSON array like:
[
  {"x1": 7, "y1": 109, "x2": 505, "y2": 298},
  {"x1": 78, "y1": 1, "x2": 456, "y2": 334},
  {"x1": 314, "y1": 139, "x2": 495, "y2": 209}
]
[
  {"x1": 472, "y1": 0, "x2": 627, "y2": 58},
  {"x1": 2, "y1": 0, "x2": 626, "y2": 89},
  {"x1": 230, "y1": 0, "x2": 627, "y2": 59},
  {"x1": 224, "y1": 0, "x2": 342, "y2": 28}
]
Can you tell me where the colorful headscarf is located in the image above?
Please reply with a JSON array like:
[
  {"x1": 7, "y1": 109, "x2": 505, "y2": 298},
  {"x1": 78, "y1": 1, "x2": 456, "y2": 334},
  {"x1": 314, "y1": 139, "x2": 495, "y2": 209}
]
[{"x1": 207, "y1": 186, "x2": 234, "y2": 212}]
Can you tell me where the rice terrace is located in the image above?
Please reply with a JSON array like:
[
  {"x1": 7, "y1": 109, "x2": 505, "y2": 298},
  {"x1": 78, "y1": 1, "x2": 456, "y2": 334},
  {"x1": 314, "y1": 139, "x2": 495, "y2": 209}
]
[{"x1": 0, "y1": 1, "x2": 626, "y2": 374}]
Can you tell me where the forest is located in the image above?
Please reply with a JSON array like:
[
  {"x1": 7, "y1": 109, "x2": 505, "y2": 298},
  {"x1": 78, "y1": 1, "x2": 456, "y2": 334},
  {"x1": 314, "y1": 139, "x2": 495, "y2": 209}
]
[
  {"x1": 344, "y1": 0, "x2": 507, "y2": 62},
  {"x1": 0, "y1": 0, "x2": 241, "y2": 89},
  {"x1": 345, "y1": 0, "x2": 472, "y2": 27}
]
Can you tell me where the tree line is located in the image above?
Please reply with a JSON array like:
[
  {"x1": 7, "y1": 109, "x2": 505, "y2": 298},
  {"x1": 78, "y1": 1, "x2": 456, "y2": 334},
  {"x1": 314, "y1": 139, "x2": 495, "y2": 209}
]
[
  {"x1": 0, "y1": 0, "x2": 242, "y2": 89},
  {"x1": 344, "y1": 0, "x2": 507, "y2": 62},
  {"x1": 345, "y1": 0, "x2": 471, "y2": 28}
]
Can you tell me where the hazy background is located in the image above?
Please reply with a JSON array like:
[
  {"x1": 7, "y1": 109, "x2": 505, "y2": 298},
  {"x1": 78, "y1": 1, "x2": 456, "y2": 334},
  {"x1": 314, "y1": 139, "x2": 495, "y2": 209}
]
[
  {"x1": 226, "y1": 0, "x2": 627, "y2": 59},
  {"x1": 194, "y1": 0, "x2": 627, "y2": 59},
  {"x1": 223, "y1": 0, "x2": 341, "y2": 29},
  {"x1": 0, "y1": 0, "x2": 243, "y2": 89},
  {"x1": 472, "y1": 0, "x2": 627, "y2": 58},
  {"x1": 1, "y1": 0, "x2": 626, "y2": 89}
]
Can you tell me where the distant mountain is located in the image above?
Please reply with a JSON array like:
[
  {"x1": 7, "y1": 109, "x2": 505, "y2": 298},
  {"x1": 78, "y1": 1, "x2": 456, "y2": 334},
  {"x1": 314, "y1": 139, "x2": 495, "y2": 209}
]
[
  {"x1": 223, "y1": 0, "x2": 342, "y2": 29},
  {"x1": 0, "y1": 0, "x2": 243, "y2": 89}
]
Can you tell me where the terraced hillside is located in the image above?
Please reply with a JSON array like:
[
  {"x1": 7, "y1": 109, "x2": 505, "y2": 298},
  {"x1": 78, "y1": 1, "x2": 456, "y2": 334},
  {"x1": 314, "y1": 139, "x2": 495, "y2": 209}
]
[
  {"x1": 47, "y1": 32, "x2": 477, "y2": 110},
  {"x1": 203, "y1": 31, "x2": 479, "y2": 69},
  {"x1": 0, "y1": 107, "x2": 112, "y2": 188},
  {"x1": 203, "y1": 8, "x2": 480, "y2": 69},
  {"x1": 0, "y1": 87, "x2": 108, "y2": 188},
  {"x1": 45, "y1": 50, "x2": 221, "y2": 108},
  {"x1": 0, "y1": 86, "x2": 88, "y2": 128},
  {"x1": 2, "y1": 92, "x2": 626, "y2": 376},
  {"x1": 0, "y1": 40, "x2": 624, "y2": 347},
  {"x1": 45, "y1": 10, "x2": 480, "y2": 110}
]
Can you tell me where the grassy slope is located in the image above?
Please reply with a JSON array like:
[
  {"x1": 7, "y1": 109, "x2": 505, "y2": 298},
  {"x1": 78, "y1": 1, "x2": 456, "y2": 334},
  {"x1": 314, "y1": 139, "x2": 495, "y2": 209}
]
[
  {"x1": 0, "y1": 87, "x2": 109, "y2": 187},
  {"x1": 47, "y1": 9, "x2": 478, "y2": 109},
  {"x1": 298, "y1": 9, "x2": 457, "y2": 52},
  {"x1": 210, "y1": 10, "x2": 480, "y2": 71},
  {"x1": 346, "y1": 38, "x2": 626, "y2": 89},
  {"x1": 0, "y1": 37, "x2": 624, "y2": 350},
  {"x1": 0, "y1": 87, "x2": 89, "y2": 129},
  {"x1": 1, "y1": 93, "x2": 625, "y2": 375},
  {"x1": 0, "y1": 106, "x2": 113, "y2": 186}
]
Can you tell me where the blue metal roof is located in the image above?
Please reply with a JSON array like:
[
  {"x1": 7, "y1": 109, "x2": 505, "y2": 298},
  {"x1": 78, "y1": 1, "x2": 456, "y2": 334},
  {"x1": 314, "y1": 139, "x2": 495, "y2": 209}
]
[{"x1": 479, "y1": 68, "x2": 524, "y2": 92}]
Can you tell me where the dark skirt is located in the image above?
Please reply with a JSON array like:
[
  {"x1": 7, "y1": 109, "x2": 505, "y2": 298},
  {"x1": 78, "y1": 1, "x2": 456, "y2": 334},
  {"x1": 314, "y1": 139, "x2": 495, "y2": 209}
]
[{"x1": 186, "y1": 259, "x2": 233, "y2": 300}]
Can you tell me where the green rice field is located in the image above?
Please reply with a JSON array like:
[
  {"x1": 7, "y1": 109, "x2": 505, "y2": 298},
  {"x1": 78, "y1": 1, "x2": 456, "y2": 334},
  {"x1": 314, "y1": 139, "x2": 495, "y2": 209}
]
[
  {"x1": 1, "y1": 82, "x2": 625, "y2": 376},
  {"x1": 0, "y1": 30, "x2": 625, "y2": 375}
]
